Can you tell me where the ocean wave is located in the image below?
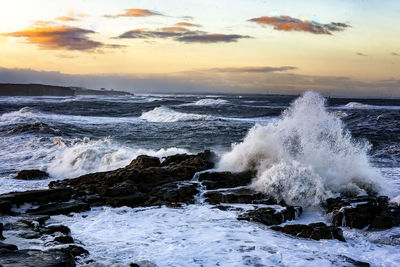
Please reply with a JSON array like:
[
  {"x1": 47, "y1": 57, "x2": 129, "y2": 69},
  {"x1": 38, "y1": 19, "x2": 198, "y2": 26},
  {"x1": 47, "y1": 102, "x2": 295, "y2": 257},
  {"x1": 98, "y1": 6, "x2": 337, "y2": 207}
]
[
  {"x1": 343, "y1": 102, "x2": 400, "y2": 110},
  {"x1": 140, "y1": 106, "x2": 213, "y2": 122},
  {"x1": 193, "y1": 98, "x2": 229, "y2": 106},
  {"x1": 47, "y1": 137, "x2": 189, "y2": 178},
  {"x1": 0, "y1": 107, "x2": 140, "y2": 125},
  {"x1": 218, "y1": 91, "x2": 389, "y2": 206}
]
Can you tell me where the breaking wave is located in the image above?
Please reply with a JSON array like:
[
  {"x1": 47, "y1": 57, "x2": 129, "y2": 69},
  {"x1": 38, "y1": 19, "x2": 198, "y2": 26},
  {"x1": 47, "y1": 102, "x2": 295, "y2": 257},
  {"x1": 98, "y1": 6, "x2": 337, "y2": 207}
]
[
  {"x1": 47, "y1": 137, "x2": 189, "y2": 178},
  {"x1": 193, "y1": 98, "x2": 229, "y2": 106},
  {"x1": 218, "y1": 91, "x2": 389, "y2": 206},
  {"x1": 140, "y1": 106, "x2": 213, "y2": 122}
]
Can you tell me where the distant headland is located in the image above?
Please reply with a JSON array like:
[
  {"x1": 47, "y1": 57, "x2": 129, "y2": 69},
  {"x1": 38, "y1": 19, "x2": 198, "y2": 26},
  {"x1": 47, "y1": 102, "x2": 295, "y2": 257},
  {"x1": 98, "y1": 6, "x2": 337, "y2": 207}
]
[{"x1": 0, "y1": 83, "x2": 132, "y2": 96}]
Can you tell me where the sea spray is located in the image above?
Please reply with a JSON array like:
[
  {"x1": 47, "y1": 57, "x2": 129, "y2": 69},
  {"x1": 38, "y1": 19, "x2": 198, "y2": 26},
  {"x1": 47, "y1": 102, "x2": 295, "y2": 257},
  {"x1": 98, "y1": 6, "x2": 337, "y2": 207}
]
[
  {"x1": 48, "y1": 137, "x2": 189, "y2": 178},
  {"x1": 218, "y1": 91, "x2": 389, "y2": 206}
]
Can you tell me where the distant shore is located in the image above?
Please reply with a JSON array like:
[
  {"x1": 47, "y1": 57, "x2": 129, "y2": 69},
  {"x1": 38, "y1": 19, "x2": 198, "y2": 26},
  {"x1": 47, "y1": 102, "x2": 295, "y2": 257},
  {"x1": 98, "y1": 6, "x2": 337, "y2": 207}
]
[{"x1": 0, "y1": 83, "x2": 132, "y2": 97}]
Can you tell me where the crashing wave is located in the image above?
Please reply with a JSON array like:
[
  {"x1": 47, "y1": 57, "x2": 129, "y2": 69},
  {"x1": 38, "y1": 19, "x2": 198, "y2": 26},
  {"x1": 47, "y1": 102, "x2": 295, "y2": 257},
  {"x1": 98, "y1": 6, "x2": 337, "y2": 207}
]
[
  {"x1": 140, "y1": 106, "x2": 213, "y2": 122},
  {"x1": 218, "y1": 91, "x2": 389, "y2": 206},
  {"x1": 48, "y1": 137, "x2": 189, "y2": 178}
]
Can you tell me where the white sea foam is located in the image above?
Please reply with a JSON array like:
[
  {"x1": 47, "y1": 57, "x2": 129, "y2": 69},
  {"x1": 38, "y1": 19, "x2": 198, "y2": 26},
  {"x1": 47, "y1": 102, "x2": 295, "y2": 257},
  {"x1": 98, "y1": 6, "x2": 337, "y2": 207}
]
[
  {"x1": 0, "y1": 135, "x2": 189, "y2": 192},
  {"x1": 47, "y1": 137, "x2": 189, "y2": 178},
  {"x1": 193, "y1": 98, "x2": 229, "y2": 106},
  {"x1": 49, "y1": 205, "x2": 400, "y2": 266},
  {"x1": 140, "y1": 106, "x2": 213, "y2": 122},
  {"x1": 218, "y1": 91, "x2": 389, "y2": 206}
]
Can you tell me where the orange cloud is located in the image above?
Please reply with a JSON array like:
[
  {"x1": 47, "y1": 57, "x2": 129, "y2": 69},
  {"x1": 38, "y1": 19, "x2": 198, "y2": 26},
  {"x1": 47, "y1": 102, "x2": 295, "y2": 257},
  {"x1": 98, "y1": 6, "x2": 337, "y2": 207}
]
[
  {"x1": 55, "y1": 16, "x2": 77, "y2": 21},
  {"x1": 2, "y1": 25, "x2": 106, "y2": 51},
  {"x1": 104, "y1": 8, "x2": 162, "y2": 18},
  {"x1": 161, "y1": 27, "x2": 190, "y2": 32},
  {"x1": 213, "y1": 66, "x2": 297, "y2": 73},
  {"x1": 177, "y1": 34, "x2": 250, "y2": 43},
  {"x1": 175, "y1": 22, "x2": 201, "y2": 27},
  {"x1": 249, "y1": 15, "x2": 349, "y2": 35}
]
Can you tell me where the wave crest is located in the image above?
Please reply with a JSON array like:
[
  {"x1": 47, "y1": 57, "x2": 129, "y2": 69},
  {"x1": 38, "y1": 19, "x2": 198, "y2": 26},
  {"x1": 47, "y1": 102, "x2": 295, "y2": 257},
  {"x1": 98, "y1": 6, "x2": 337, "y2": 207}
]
[
  {"x1": 140, "y1": 106, "x2": 212, "y2": 122},
  {"x1": 218, "y1": 91, "x2": 389, "y2": 206},
  {"x1": 194, "y1": 99, "x2": 229, "y2": 106}
]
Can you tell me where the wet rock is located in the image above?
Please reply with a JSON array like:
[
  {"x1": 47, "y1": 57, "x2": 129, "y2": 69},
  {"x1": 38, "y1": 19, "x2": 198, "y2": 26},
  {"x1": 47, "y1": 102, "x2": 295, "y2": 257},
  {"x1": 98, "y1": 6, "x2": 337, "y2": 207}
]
[
  {"x1": 14, "y1": 169, "x2": 49, "y2": 180},
  {"x1": 130, "y1": 260, "x2": 158, "y2": 267},
  {"x1": 271, "y1": 222, "x2": 345, "y2": 242},
  {"x1": 149, "y1": 182, "x2": 199, "y2": 205},
  {"x1": 0, "y1": 188, "x2": 73, "y2": 206},
  {"x1": 40, "y1": 225, "x2": 71, "y2": 236},
  {"x1": 27, "y1": 201, "x2": 90, "y2": 216},
  {"x1": 338, "y1": 255, "x2": 370, "y2": 267},
  {"x1": 326, "y1": 196, "x2": 400, "y2": 230},
  {"x1": 127, "y1": 155, "x2": 161, "y2": 169},
  {"x1": 198, "y1": 170, "x2": 256, "y2": 190},
  {"x1": 0, "y1": 242, "x2": 18, "y2": 252},
  {"x1": 0, "y1": 200, "x2": 12, "y2": 214},
  {"x1": 0, "y1": 249, "x2": 75, "y2": 267},
  {"x1": 0, "y1": 223, "x2": 5, "y2": 240},
  {"x1": 48, "y1": 151, "x2": 214, "y2": 209},
  {"x1": 205, "y1": 188, "x2": 276, "y2": 205},
  {"x1": 50, "y1": 245, "x2": 89, "y2": 258},
  {"x1": 161, "y1": 150, "x2": 214, "y2": 169},
  {"x1": 54, "y1": 236, "x2": 74, "y2": 244},
  {"x1": 105, "y1": 192, "x2": 149, "y2": 208},
  {"x1": 238, "y1": 206, "x2": 302, "y2": 226}
]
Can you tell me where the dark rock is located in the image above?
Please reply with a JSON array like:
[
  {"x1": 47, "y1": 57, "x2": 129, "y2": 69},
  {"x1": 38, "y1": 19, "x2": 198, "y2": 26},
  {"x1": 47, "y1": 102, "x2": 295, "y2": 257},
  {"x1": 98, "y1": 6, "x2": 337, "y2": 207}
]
[
  {"x1": 0, "y1": 249, "x2": 75, "y2": 266},
  {"x1": 205, "y1": 188, "x2": 276, "y2": 205},
  {"x1": 51, "y1": 245, "x2": 88, "y2": 258},
  {"x1": 271, "y1": 222, "x2": 345, "y2": 242},
  {"x1": 40, "y1": 225, "x2": 71, "y2": 236},
  {"x1": 198, "y1": 170, "x2": 255, "y2": 190},
  {"x1": 0, "y1": 200, "x2": 12, "y2": 214},
  {"x1": 326, "y1": 196, "x2": 400, "y2": 230},
  {"x1": 238, "y1": 206, "x2": 302, "y2": 226},
  {"x1": 14, "y1": 169, "x2": 49, "y2": 180},
  {"x1": 338, "y1": 255, "x2": 370, "y2": 267},
  {"x1": 106, "y1": 192, "x2": 149, "y2": 208},
  {"x1": 150, "y1": 182, "x2": 199, "y2": 205},
  {"x1": 127, "y1": 155, "x2": 161, "y2": 169},
  {"x1": 160, "y1": 150, "x2": 214, "y2": 170},
  {"x1": 0, "y1": 242, "x2": 18, "y2": 252},
  {"x1": 54, "y1": 236, "x2": 74, "y2": 244},
  {"x1": 0, "y1": 188, "x2": 73, "y2": 205},
  {"x1": 0, "y1": 223, "x2": 4, "y2": 240},
  {"x1": 27, "y1": 202, "x2": 90, "y2": 216}
]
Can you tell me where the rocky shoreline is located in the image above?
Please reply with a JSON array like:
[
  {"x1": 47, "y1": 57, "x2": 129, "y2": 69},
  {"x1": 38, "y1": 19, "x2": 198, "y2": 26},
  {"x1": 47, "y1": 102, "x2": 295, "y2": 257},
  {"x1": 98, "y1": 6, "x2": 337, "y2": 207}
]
[{"x1": 1, "y1": 150, "x2": 399, "y2": 266}]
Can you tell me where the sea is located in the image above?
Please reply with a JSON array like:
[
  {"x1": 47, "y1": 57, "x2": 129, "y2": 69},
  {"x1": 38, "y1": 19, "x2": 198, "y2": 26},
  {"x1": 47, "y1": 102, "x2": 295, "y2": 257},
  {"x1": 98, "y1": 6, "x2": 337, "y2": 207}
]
[{"x1": 0, "y1": 91, "x2": 399, "y2": 266}]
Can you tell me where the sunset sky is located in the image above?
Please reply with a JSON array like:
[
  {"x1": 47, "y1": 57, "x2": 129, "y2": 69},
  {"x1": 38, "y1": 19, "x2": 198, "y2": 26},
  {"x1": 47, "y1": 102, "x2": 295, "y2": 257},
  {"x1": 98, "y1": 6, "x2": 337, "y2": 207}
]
[{"x1": 0, "y1": 0, "x2": 399, "y2": 96}]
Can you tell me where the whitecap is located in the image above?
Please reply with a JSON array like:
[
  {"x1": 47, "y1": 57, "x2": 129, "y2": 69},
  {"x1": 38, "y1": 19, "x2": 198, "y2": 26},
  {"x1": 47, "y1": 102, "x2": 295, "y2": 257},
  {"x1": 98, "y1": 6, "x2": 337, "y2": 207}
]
[{"x1": 140, "y1": 106, "x2": 213, "y2": 122}]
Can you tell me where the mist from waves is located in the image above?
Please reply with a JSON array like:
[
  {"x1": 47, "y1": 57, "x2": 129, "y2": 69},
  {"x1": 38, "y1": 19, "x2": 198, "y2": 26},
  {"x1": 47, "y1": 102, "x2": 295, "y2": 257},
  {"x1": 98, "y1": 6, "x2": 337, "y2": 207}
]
[{"x1": 218, "y1": 91, "x2": 390, "y2": 206}]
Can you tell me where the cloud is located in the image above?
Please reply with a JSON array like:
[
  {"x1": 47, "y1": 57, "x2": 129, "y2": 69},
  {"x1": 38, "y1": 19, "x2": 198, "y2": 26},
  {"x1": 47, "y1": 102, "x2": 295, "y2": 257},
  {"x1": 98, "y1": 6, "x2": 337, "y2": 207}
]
[
  {"x1": 356, "y1": 52, "x2": 367, "y2": 56},
  {"x1": 175, "y1": 22, "x2": 201, "y2": 27},
  {"x1": 212, "y1": 66, "x2": 297, "y2": 73},
  {"x1": 249, "y1": 15, "x2": 350, "y2": 35},
  {"x1": 177, "y1": 34, "x2": 250, "y2": 43},
  {"x1": 55, "y1": 16, "x2": 77, "y2": 22},
  {"x1": 1, "y1": 24, "x2": 122, "y2": 51},
  {"x1": 104, "y1": 8, "x2": 162, "y2": 18},
  {"x1": 392, "y1": 52, "x2": 399, "y2": 56},
  {"x1": 117, "y1": 26, "x2": 249, "y2": 44}
]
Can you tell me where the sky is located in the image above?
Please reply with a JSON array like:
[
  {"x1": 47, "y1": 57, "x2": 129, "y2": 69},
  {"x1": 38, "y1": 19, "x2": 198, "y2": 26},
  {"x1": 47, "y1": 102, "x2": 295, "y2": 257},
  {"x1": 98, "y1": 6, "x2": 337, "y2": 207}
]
[{"x1": 0, "y1": 0, "x2": 399, "y2": 97}]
